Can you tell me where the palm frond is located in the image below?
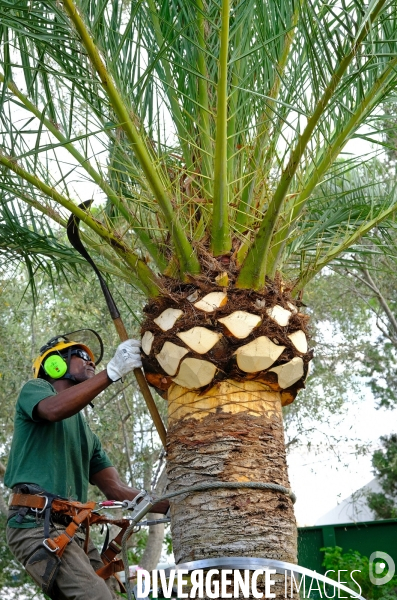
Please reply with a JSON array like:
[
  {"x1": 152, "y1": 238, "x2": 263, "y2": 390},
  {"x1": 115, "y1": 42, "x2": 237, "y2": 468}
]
[{"x1": 284, "y1": 159, "x2": 397, "y2": 287}]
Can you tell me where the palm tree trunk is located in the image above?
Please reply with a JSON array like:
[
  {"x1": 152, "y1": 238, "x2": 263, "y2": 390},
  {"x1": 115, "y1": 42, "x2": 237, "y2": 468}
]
[{"x1": 166, "y1": 379, "x2": 296, "y2": 598}]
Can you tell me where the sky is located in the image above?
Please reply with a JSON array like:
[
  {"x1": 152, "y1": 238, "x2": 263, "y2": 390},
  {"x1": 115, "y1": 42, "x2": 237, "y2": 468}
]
[{"x1": 288, "y1": 386, "x2": 397, "y2": 527}]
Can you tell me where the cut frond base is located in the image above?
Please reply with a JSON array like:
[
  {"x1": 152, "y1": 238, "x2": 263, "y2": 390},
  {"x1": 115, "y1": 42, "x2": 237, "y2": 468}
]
[{"x1": 141, "y1": 276, "x2": 312, "y2": 400}]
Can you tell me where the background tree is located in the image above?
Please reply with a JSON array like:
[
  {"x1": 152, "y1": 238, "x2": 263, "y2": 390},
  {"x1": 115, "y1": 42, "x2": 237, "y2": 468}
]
[
  {"x1": 2, "y1": 1, "x2": 397, "y2": 596},
  {"x1": 285, "y1": 246, "x2": 397, "y2": 449},
  {"x1": 367, "y1": 434, "x2": 397, "y2": 519},
  {"x1": 283, "y1": 270, "x2": 371, "y2": 454},
  {"x1": 345, "y1": 247, "x2": 397, "y2": 409}
]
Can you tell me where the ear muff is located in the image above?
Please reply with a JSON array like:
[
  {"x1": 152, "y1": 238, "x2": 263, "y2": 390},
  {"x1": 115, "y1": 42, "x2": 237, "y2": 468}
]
[{"x1": 43, "y1": 354, "x2": 68, "y2": 379}]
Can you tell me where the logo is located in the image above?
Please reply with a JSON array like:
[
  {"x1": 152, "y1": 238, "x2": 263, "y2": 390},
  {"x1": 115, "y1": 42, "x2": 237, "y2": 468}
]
[
  {"x1": 369, "y1": 551, "x2": 395, "y2": 586},
  {"x1": 134, "y1": 557, "x2": 367, "y2": 599}
]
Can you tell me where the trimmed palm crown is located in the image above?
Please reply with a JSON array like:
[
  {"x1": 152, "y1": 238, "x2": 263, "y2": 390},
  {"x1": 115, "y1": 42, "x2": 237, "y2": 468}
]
[{"x1": 2, "y1": 0, "x2": 397, "y2": 594}]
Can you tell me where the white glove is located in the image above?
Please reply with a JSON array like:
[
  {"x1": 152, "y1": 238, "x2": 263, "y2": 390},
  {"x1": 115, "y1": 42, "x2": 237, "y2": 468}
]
[{"x1": 107, "y1": 339, "x2": 142, "y2": 382}]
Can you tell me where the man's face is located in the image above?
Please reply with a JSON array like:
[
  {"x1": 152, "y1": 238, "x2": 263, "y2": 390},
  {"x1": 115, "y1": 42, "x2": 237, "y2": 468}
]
[{"x1": 68, "y1": 351, "x2": 96, "y2": 383}]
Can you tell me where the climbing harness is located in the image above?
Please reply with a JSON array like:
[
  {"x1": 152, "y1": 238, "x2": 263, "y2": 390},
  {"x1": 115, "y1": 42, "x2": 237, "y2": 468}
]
[{"x1": 9, "y1": 488, "x2": 147, "y2": 594}]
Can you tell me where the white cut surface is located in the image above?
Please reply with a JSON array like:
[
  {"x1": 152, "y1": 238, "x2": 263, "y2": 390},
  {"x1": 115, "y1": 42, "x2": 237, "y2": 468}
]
[
  {"x1": 194, "y1": 292, "x2": 228, "y2": 312},
  {"x1": 177, "y1": 327, "x2": 221, "y2": 354},
  {"x1": 288, "y1": 330, "x2": 308, "y2": 353},
  {"x1": 153, "y1": 308, "x2": 183, "y2": 331},
  {"x1": 187, "y1": 290, "x2": 199, "y2": 303},
  {"x1": 266, "y1": 305, "x2": 291, "y2": 326},
  {"x1": 156, "y1": 342, "x2": 189, "y2": 376},
  {"x1": 218, "y1": 311, "x2": 261, "y2": 338},
  {"x1": 287, "y1": 302, "x2": 298, "y2": 313},
  {"x1": 255, "y1": 299, "x2": 266, "y2": 309},
  {"x1": 235, "y1": 336, "x2": 286, "y2": 373},
  {"x1": 270, "y1": 357, "x2": 304, "y2": 389},
  {"x1": 172, "y1": 358, "x2": 217, "y2": 389},
  {"x1": 142, "y1": 331, "x2": 154, "y2": 355}
]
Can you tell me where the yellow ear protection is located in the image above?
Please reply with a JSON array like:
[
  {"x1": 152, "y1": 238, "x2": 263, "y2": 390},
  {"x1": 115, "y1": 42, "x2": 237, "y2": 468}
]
[{"x1": 33, "y1": 329, "x2": 103, "y2": 380}]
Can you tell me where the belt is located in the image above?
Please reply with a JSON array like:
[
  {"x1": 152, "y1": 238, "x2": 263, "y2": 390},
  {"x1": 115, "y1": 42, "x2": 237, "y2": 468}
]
[
  {"x1": 10, "y1": 493, "x2": 49, "y2": 511},
  {"x1": 10, "y1": 490, "x2": 68, "y2": 523},
  {"x1": 10, "y1": 492, "x2": 96, "y2": 550}
]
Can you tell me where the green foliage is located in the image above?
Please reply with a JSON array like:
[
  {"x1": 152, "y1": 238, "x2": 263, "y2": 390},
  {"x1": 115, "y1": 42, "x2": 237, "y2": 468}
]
[
  {"x1": 367, "y1": 435, "x2": 397, "y2": 519},
  {"x1": 322, "y1": 546, "x2": 397, "y2": 599},
  {"x1": 127, "y1": 529, "x2": 149, "y2": 566},
  {"x1": 349, "y1": 243, "x2": 397, "y2": 409},
  {"x1": 163, "y1": 531, "x2": 173, "y2": 556},
  {"x1": 283, "y1": 270, "x2": 369, "y2": 451},
  {"x1": 361, "y1": 340, "x2": 397, "y2": 409},
  {"x1": 0, "y1": 202, "x2": 84, "y2": 302}
]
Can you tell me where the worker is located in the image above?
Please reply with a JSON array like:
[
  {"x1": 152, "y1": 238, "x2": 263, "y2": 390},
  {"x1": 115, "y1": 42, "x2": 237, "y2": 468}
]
[{"x1": 4, "y1": 329, "x2": 168, "y2": 600}]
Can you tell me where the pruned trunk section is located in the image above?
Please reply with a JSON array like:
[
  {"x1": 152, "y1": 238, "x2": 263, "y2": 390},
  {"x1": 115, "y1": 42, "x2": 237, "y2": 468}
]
[{"x1": 166, "y1": 380, "x2": 296, "y2": 596}]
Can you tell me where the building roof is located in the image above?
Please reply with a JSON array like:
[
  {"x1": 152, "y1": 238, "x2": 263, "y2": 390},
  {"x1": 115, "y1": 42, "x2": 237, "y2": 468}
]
[{"x1": 315, "y1": 479, "x2": 381, "y2": 525}]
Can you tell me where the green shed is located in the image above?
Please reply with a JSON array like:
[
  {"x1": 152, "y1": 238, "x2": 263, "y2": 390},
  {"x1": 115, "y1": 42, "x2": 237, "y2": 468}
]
[{"x1": 298, "y1": 518, "x2": 397, "y2": 573}]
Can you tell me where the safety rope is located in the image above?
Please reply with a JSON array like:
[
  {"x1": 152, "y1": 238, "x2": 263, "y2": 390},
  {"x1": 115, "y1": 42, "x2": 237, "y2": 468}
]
[{"x1": 121, "y1": 480, "x2": 296, "y2": 600}]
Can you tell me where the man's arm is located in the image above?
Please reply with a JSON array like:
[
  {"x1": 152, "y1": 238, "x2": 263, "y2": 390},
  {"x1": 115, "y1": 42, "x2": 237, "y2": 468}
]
[
  {"x1": 91, "y1": 467, "x2": 169, "y2": 514},
  {"x1": 36, "y1": 338, "x2": 142, "y2": 422},
  {"x1": 36, "y1": 370, "x2": 112, "y2": 422}
]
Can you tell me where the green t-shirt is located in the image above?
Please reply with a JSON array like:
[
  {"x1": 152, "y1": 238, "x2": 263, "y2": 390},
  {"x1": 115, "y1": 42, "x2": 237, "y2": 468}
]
[{"x1": 5, "y1": 379, "x2": 112, "y2": 527}]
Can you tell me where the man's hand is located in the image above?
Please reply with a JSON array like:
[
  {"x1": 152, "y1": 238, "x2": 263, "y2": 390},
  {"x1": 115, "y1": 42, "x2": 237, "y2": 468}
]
[
  {"x1": 107, "y1": 339, "x2": 142, "y2": 382},
  {"x1": 92, "y1": 467, "x2": 170, "y2": 514}
]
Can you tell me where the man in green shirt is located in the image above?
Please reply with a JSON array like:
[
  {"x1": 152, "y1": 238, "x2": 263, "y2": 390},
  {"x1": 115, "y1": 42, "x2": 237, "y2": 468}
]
[{"x1": 5, "y1": 329, "x2": 167, "y2": 600}]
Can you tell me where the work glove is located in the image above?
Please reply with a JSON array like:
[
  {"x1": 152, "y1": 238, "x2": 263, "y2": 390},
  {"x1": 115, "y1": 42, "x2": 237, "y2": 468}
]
[{"x1": 107, "y1": 339, "x2": 142, "y2": 382}]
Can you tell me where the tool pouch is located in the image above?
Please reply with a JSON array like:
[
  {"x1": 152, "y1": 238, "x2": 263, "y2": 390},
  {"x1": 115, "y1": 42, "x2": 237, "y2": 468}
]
[{"x1": 24, "y1": 545, "x2": 61, "y2": 597}]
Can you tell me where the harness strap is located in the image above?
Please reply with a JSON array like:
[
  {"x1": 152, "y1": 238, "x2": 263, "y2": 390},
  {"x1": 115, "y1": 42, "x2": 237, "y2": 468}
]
[
  {"x1": 100, "y1": 524, "x2": 128, "y2": 564},
  {"x1": 96, "y1": 562, "x2": 127, "y2": 594},
  {"x1": 88, "y1": 512, "x2": 131, "y2": 584},
  {"x1": 10, "y1": 493, "x2": 128, "y2": 581},
  {"x1": 96, "y1": 558, "x2": 125, "y2": 580},
  {"x1": 44, "y1": 504, "x2": 95, "y2": 558}
]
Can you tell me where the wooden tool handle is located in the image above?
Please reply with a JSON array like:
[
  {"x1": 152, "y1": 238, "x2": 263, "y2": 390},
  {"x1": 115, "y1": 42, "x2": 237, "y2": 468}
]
[
  {"x1": 134, "y1": 368, "x2": 167, "y2": 447},
  {"x1": 113, "y1": 318, "x2": 167, "y2": 448},
  {"x1": 113, "y1": 317, "x2": 129, "y2": 342}
]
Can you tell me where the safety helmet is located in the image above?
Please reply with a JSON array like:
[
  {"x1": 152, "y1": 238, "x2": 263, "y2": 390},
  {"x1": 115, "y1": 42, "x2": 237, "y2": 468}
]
[{"x1": 33, "y1": 329, "x2": 104, "y2": 380}]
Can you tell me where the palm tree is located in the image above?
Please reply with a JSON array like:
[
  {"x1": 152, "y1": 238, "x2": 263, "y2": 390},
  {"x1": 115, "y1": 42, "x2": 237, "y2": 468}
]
[{"x1": 2, "y1": 0, "x2": 397, "y2": 595}]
